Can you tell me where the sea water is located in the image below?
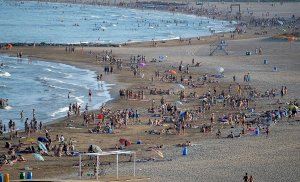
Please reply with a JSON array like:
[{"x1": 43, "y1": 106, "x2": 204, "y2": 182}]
[
  {"x1": 0, "y1": 0, "x2": 234, "y2": 44},
  {"x1": 0, "y1": 55, "x2": 112, "y2": 128}
]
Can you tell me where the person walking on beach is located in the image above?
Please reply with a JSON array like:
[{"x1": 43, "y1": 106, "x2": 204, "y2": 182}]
[{"x1": 266, "y1": 126, "x2": 269, "y2": 137}]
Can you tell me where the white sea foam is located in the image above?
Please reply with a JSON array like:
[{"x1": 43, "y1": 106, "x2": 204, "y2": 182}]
[
  {"x1": 45, "y1": 68, "x2": 52, "y2": 72},
  {"x1": 4, "y1": 106, "x2": 12, "y2": 110},
  {"x1": 74, "y1": 96, "x2": 84, "y2": 104},
  {"x1": 50, "y1": 107, "x2": 69, "y2": 117},
  {"x1": 42, "y1": 76, "x2": 65, "y2": 84},
  {"x1": 44, "y1": 68, "x2": 72, "y2": 78},
  {"x1": 48, "y1": 84, "x2": 74, "y2": 91},
  {"x1": 0, "y1": 71, "x2": 11, "y2": 77}
]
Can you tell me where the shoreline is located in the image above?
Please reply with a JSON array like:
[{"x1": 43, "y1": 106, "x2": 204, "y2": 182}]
[{"x1": 0, "y1": 52, "x2": 126, "y2": 130}]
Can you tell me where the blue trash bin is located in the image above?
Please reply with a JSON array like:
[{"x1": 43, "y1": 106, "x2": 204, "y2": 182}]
[
  {"x1": 26, "y1": 172, "x2": 32, "y2": 180},
  {"x1": 255, "y1": 128, "x2": 260, "y2": 136},
  {"x1": 182, "y1": 147, "x2": 188, "y2": 156},
  {"x1": 0, "y1": 173, "x2": 3, "y2": 182}
]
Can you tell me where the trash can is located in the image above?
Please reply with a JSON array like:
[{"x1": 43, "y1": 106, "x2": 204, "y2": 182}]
[
  {"x1": 19, "y1": 172, "x2": 26, "y2": 179},
  {"x1": 0, "y1": 173, "x2": 3, "y2": 182},
  {"x1": 255, "y1": 128, "x2": 260, "y2": 136},
  {"x1": 263, "y1": 59, "x2": 268, "y2": 64},
  {"x1": 26, "y1": 172, "x2": 33, "y2": 180},
  {"x1": 3, "y1": 174, "x2": 9, "y2": 182},
  {"x1": 182, "y1": 147, "x2": 188, "y2": 156}
]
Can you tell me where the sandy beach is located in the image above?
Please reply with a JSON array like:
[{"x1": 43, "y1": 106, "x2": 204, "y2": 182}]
[{"x1": 0, "y1": 1, "x2": 299, "y2": 181}]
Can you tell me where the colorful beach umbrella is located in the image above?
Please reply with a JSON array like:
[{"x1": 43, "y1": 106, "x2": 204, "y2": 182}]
[
  {"x1": 97, "y1": 113, "x2": 104, "y2": 119},
  {"x1": 138, "y1": 63, "x2": 146, "y2": 67},
  {"x1": 168, "y1": 70, "x2": 177, "y2": 75}
]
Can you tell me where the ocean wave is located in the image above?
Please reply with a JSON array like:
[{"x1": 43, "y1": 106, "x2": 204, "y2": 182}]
[
  {"x1": 74, "y1": 96, "x2": 84, "y2": 104},
  {"x1": 0, "y1": 84, "x2": 7, "y2": 88},
  {"x1": 64, "y1": 73, "x2": 72, "y2": 78},
  {"x1": 50, "y1": 107, "x2": 69, "y2": 117},
  {"x1": 44, "y1": 68, "x2": 72, "y2": 78},
  {"x1": 4, "y1": 106, "x2": 13, "y2": 110},
  {"x1": 0, "y1": 71, "x2": 11, "y2": 77},
  {"x1": 41, "y1": 76, "x2": 65, "y2": 84},
  {"x1": 90, "y1": 15, "x2": 100, "y2": 19},
  {"x1": 40, "y1": 76, "x2": 89, "y2": 89},
  {"x1": 44, "y1": 68, "x2": 52, "y2": 72},
  {"x1": 48, "y1": 84, "x2": 74, "y2": 91}
]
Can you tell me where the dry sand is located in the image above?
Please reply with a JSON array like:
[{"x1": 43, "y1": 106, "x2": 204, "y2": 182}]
[{"x1": 1, "y1": 36, "x2": 299, "y2": 182}]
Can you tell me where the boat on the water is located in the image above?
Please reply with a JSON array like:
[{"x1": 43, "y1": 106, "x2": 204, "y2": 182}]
[{"x1": 0, "y1": 98, "x2": 8, "y2": 109}]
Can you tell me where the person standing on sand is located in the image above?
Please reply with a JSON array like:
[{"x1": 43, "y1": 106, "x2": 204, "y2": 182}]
[
  {"x1": 210, "y1": 113, "x2": 215, "y2": 124},
  {"x1": 243, "y1": 173, "x2": 248, "y2": 182},
  {"x1": 39, "y1": 121, "x2": 42, "y2": 130},
  {"x1": 266, "y1": 126, "x2": 269, "y2": 137},
  {"x1": 248, "y1": 175, "x2": 254, "y2": 182}
]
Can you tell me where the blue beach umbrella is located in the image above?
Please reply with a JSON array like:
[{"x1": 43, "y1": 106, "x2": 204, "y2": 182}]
[
  {"x1": 37, "y1": 137, "x2": 49, "y2": 143},
  {"x1": 38, "y1": 141, "x2": 48, "y2": 153}
]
